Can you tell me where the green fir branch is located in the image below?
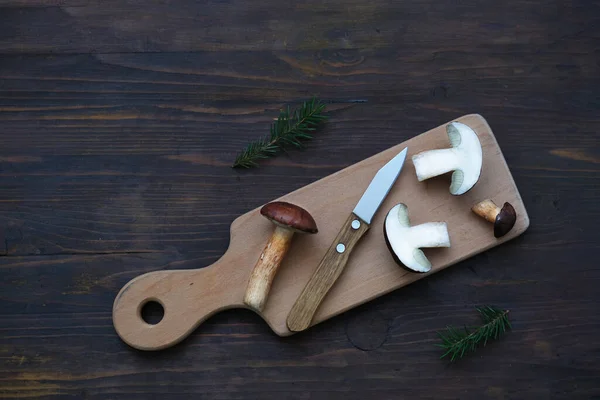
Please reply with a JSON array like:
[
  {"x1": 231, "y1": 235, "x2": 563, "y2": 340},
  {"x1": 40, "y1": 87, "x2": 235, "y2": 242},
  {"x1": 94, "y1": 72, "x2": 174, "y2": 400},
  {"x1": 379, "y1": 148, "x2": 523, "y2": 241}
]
[
  {"x1": 232, "y1": 98, "x2": 327, "y2": 168},
  {"x1": 436, "y1": 306, "x2": 511, "y2": 362}
]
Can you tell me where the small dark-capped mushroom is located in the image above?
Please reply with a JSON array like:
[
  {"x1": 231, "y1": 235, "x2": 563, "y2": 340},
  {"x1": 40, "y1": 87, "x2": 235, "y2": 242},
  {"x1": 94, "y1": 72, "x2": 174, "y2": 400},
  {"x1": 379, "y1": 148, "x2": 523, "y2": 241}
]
[
  {"x1": 243, "y1": 201, "x2": 318, "y2": 312},
  {"x1": 472, "y1": 199, "x2": 517, "y2": 238}
]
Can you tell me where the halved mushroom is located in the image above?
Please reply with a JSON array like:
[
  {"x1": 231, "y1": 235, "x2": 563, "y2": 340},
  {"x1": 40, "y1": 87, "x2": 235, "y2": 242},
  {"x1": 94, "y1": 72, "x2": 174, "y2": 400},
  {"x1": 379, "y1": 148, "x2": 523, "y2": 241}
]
[
  {"x1": 472, "y1": 199, "x2": 516, "y2": 238},
  {"x1": 383, "y1": 203, "x2": 450, "y2": 273},
  {"x1": 412, "y1": 121, "x2": 483, "y2": 195}
]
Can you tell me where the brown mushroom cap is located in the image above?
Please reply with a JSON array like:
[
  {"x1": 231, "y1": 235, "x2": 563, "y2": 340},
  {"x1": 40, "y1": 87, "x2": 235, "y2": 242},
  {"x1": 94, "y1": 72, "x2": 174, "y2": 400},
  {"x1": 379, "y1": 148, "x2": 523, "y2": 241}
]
[
  {"x1": 260, "y1": 201, "x2": 318, "y2": 234},
  {"x1": 494, "y1": 202, "x2": 517, "y2": 238}
]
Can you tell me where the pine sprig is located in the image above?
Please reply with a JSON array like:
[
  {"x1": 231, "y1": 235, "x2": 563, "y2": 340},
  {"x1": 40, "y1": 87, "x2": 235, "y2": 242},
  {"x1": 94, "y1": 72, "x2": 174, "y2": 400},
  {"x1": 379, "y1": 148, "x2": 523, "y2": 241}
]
[
  {"x1": 436, "y1": 306, "x2": 511, "y2": 362},
  {"x1": 232, "y1": 98, "x2": 327, "y2": 168}
]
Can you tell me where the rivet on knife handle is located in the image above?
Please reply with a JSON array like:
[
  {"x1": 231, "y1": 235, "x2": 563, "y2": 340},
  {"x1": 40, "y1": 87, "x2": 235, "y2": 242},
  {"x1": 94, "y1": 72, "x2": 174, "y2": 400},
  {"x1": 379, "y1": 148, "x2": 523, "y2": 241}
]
[
  {"x1": 286, "y1": 147, "x2": 408, "y2": 332},
  {"x1": 286, "y1": 213, "x2": 369, "y2": 332}
]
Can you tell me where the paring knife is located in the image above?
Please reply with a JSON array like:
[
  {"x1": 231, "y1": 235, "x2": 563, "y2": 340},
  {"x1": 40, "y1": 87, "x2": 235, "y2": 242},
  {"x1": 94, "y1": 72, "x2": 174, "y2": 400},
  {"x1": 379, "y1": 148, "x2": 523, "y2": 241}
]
[{"x1": 286, "y1": 147, "x2": 409, "y2": 332}]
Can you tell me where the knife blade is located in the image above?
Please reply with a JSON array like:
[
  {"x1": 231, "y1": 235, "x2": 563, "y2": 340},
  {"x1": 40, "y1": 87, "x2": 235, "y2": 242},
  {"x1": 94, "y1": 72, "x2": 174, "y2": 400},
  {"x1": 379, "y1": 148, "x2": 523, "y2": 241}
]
[{"x1": 286, "y1": 147, "x2": 408, "y2": 332}]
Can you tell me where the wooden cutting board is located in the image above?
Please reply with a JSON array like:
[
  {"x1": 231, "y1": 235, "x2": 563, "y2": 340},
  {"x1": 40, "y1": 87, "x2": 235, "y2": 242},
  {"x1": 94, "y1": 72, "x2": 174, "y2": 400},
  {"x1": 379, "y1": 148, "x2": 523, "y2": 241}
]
[{"x1": 112, "y1": 113, "x2": 529, "y2": 351}]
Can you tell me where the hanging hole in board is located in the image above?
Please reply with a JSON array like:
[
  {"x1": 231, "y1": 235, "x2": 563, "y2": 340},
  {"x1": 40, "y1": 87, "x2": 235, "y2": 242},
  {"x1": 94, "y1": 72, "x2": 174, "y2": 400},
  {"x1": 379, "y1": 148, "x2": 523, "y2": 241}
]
[{"x1": 140, "y1": 300, "x2": 164, "y2": 325}]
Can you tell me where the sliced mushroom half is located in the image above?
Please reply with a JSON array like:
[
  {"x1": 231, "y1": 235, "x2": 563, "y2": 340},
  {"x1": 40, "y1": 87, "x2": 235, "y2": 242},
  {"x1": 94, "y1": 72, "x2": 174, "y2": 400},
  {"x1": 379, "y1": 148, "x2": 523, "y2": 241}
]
[
  {"x1": 412, "y1": 121, "x2": 483, "y2": 195},
  {"x1": 383, "y1": 203, "x2": 451, "y2": 273}
]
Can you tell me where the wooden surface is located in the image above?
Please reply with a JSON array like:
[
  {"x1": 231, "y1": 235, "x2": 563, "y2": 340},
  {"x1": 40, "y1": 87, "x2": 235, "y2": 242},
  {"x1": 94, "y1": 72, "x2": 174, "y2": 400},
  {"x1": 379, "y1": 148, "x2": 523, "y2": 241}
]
[
  {"x1": 1, "y1": 0, "x2": 599, "y2": 398},
  {"x1": 112, "y1": 114, "x2": 529, "y2": 350}
]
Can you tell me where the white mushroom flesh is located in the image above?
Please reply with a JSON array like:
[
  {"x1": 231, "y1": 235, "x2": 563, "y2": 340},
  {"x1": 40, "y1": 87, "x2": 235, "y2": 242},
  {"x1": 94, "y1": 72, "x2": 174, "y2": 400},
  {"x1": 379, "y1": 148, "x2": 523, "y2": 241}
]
[
  {"x1": 411, "y1": 121, "x2": 483, "y2": 195},
  {"x1": 385, "y1": 204, "x2": 450, "y2": 272}
]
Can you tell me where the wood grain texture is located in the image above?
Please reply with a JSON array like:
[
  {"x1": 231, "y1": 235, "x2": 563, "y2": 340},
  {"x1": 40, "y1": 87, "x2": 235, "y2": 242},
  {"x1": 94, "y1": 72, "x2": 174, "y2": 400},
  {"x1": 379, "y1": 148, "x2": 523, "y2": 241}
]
[
  {"x1": 112, "y1": 114, "x2": 530, "y2": 350},
  {"x1": 1, "y1": 0, "x2": 600, "y2": 398},
  {"x1": 0, "y1": 0, "x2": 598, "y2": 54},
  {"x1": 287, "y1": 213, "x2": 370, "y2": 332}
]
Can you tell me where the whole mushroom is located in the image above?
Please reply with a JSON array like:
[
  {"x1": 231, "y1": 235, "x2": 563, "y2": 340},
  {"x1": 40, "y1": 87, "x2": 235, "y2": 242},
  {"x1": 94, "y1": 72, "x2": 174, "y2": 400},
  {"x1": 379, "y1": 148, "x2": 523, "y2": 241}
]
[
  {"x1": 243, "y1": 201, "x2": 318, "y2": 312},
  {"x1": 472, "y1": 199, "x2": 517, "y2": 238},
  {"x1": 412, "y1": 121, "x2": 483, "y2": 195}
]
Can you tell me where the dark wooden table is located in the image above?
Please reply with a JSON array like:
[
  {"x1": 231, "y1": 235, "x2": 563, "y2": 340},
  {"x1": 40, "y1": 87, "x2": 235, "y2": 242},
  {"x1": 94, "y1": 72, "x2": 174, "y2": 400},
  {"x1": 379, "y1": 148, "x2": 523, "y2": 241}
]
[{"x1": 1, "y1": 1, "x2": 599, "y2": 398}]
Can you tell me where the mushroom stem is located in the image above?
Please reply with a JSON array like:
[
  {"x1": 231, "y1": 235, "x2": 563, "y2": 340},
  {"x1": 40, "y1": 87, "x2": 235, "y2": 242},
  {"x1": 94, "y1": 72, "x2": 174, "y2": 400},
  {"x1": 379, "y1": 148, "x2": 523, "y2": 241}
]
[
  {"x1": 407, "y1": 223, "x2": 452, "y2": 248},
  {"x1": 412, "y1": 149, "x2": 461, "y2": 181},
  {"x1": 472, "y1": 199, "x2": 501, "y2": 223},
  {"x1": 244, "y1": 226, "x2": 294, "y2": 311}
]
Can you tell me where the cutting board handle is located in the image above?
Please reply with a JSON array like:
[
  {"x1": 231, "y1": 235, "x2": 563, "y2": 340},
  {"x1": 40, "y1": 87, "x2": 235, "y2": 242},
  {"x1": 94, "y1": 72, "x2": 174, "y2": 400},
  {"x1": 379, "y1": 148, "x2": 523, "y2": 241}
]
[{"x1": 112, "y1": 254, "x2": 242, "y2": 350}]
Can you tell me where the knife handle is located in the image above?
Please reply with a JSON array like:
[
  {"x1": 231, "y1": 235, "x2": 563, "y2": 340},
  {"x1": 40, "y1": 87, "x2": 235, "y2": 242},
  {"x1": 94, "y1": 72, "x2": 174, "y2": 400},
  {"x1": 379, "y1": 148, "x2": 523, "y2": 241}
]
[{"x1": 286, "y1": 213, "x2": 370, "y2": 332}]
